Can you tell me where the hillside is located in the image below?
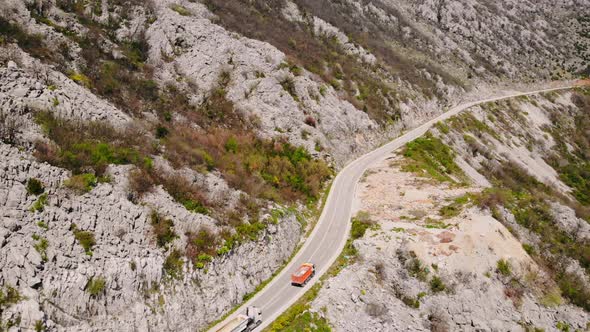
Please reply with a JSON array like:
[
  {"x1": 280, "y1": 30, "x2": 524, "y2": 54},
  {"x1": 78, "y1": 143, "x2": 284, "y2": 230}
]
[
  {"x1": 307, "y1": 88, "x2": 590, "y2": 331},
  {"x1": 0, "y1": 0, "x2": 589, "y2": 331}
]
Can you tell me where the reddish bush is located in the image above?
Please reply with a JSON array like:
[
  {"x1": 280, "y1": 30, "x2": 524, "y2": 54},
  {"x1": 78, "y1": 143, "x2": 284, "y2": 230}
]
[{"x1": 304, "y1": 115, "x2": 317, "y2": 127}]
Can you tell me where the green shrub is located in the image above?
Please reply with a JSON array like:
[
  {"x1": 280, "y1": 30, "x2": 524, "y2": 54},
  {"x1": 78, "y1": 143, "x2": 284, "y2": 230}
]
[
  {"x1": 64, "y1": 173, "x2": 97, "y2": 193},
  {"x1": 401, "y1": 295, "x2": 420, "y2": 308},
  {"x1": 155, "y1": 125, "x2": 169, "y2": 139},
  {"x1": 434, "y1": 121, "x2": 450, "y2": 134},
  {"x1": 424, "y1": 218, "x2": 450, "y2": 229},
  {"x1": 163, "y1": 249, "x2": 184, "y2": 279},
  {"x1": 496, "y1": 259, "x2": 511, "y2": 276},
  {"x1": 540, "y1": 287, "x2": 563, "y2": 307},
  {"x1": 33, "y1": 237, "x2": 48, "y2": 261},
  {"x1": 408, "y1": 258, "x2": 429, "y2": 282},
  {"x1": 26, "y1": 178, "x2": 45, "y2": 196},
  {"x1": 216, "y1": 245, "x2": 230, "y2": 256},
  {"x1": 194, "y1": 254, "x2": 213, "y2": 269},
  {"x1": 169, "y1": 4, "x2": 191, "y2": 16},
  {"x1": 225, "y1": 136, "x2": 238, "y2": 153},
  {"x1": 150, "y1": 212, "x2": 177, "y2": 248},
  {"x1": 72, "y1": 225, "x2": 96, "y2": 255},
  {"x1": 0, "y1": 285, "x2": 21, "y2": 311},
  {"x1": 164, "y1": 127, "x2": 332, "y2": 204},
  {"x1": 186, "y1": 228, "x2": 220, "y2": 265},
  {"x1": 430, "y1": 276, "x2": 446, "y2": 293},
  {"x1": 522, "y1": 243, "x2": 535, "y2": 255},
  {"x1": 37, "y1": 221, "x2": 48, "y2": 230},
  {"x1": 558, "y1": 271, "x2": 590, "y2": 311},
  {"x1": 556, "y1": 321, "x2": 571, "y2": 332},
  {"x1": 181, "y1": 198, "x2": 209, "y2": 215},
  {"x1": 69, "y1": 72, "x2": 92, "y2": 88},
  {"x1": 235, "y1": 221, "x2": 266, "y2": 241},
  {"x1": 559, "y1": 162, "x2": 590, "y2": 205},
  {"x1": 30, "y1": 193, "x2": 48, "y2": 212},
  {"x1": 34, "y1": 320, "x2": 45, "y2": 332},
  {"x1": 280, "y1": 77, "x2": 298, "y2": 101},
  {"x1": 85, "y1": 276, "x2": 106, "y2": 297},
  {"x1": 350, "y1": 212, "x2": 375, "y2": 240}
]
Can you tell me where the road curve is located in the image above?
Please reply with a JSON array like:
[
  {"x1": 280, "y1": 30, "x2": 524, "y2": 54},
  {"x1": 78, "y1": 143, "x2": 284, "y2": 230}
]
[{"x1": 209, "y1": 82, "x2": 585, "y2": 332}]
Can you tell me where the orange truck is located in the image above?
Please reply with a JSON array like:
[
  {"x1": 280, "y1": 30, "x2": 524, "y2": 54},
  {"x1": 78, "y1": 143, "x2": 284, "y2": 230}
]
[{"x1": 291, "y1": 263, "x2": 315, "y2": 286}]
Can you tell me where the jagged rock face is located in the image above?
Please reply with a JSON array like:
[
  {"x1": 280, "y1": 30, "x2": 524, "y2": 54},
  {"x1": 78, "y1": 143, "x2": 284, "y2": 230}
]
[
  {"x1": 0, "y1": 142, "x2": 301, "y2": 330},
  {"x1": 144, "y1": 0, "x2": 386, "y2": 167},
  {"x1": 0, "y1": 62, "x2": 130, "y2": 128},
  {"x1": 295, "y1": 0, "x2": 590, "y2": 80},
  {"x1": 403, "y1": 0, "x2": 590, "y2": 77}
]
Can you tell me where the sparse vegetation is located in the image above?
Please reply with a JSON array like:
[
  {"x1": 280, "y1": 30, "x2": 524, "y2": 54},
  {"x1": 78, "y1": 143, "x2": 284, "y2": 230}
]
[
  {"x1": 407, "y1": 256, "x2": 429, "y2": 282},
  {"x1": 439, "y1": 194, "x2": 471, "y2": 218},
  {"x1": 64, "y1": 173, "x2": 98, "y2": 193},
  {"x1": 429, "y1": 276, "x2": 446, "y2": 293},
  {"x1": 202, "y1": 0, "x2": 406, "y2": 124},
  {"x1": 280, "y1": 77, "x2": 299, "y2": 101},
  {"x1": 163, "y1": 128, "x2": 332, "y2": 204},
  {"x1": 350, "y1": 211, "x2": 376, "y2": 240},
  {"x1": 424, "y1": 218, "x2": 450, "y2": 229},
  {"x1": 33, "y1": 236, "x2": 48, "y2": 262},
  {"x1": 150, "y1": 212, "x2": 177, "y2": 248},
  {"x1": 402, "y1": 133, "x2": 466, "y2": 183},
  {"x1": 30, "y1": 193, "x2": 48, "y2": 212},
  {"x1": 71, "y1": 224, "x2": 96, "y2": 256},
  {"x1": 34, "y1": 320, "x2": 46, "y2": 332},
  {"x1": 0, "y1": 285, "x2": 21, "y2": 326},
  {"x1": 0, "y1": 285, "x2": 21, "y2": 308},
  {"x1": 540, "y1": 287, "x2": 563, "y2": 307},
  {"x1": 0, "y1": 18, "x2": 52, "y2": 60},
  {"x1": 448, "y1": 112, "x2": 501, "y2": 141},
  {"x1": 34, "y1": 111, "x2": 151, "y2": 177},
  {"x1": 496, "y1": 259, "x2": 512, "y2": 276},
  {"x1": 475, "y1": 159, "x2": 590, "y2": 310},
  {"x1": 169, "y1": 4, "x2": 191, "y2": 16},
  {"x1": 163, "y1": 249, "x2": 184, "y2": 280},
  {"x1": 85, "y1": 276, "x2": 106, "y2": 297}
]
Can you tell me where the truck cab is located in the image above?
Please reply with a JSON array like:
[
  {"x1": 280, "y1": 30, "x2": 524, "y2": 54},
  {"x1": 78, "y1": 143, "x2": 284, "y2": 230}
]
[
  {"x1": 291, "y1": 263, "x2": 315, "y2": 287},
  {"x1": 216, "y1": 306, "x2": 262, "y2": 332}
]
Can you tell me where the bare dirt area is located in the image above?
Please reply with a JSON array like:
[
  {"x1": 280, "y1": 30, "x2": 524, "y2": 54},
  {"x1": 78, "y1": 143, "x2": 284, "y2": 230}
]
[{"x1": 357, "y1": 156, "x2": 533, "y2": 276}]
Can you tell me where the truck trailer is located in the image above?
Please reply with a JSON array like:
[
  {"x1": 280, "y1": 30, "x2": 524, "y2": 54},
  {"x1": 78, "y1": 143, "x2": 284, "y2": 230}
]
[
  {"x1": 291, "y1": 263, "x2": 315, "y2": 287},
  {"x1": 216, "y1": 307, "x2": 262, "y2": 332}
]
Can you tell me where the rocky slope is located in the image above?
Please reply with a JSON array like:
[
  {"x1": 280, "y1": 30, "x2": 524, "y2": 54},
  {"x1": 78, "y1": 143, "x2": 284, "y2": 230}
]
[
  {"x1": 0, "y1": 0, "x2": 589, "y2": 331},
  {"x1": 309, "y1": 88, "x2": 590, "y2": 331}
]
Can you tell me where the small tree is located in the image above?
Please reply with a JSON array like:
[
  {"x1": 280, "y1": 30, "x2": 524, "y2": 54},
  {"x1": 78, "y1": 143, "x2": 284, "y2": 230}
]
[{"x1": 26, "y1": 178, "x2": 45, "y2": 196}]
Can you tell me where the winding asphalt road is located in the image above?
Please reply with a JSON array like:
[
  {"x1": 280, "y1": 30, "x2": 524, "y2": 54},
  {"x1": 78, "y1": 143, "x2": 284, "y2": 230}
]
[{"x1": 209, "y1": 82, "x2": 585, "y2": 332}]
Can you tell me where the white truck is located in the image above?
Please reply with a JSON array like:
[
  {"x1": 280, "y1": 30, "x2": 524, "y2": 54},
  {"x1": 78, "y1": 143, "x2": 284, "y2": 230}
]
[{"x1": 216, "y1": 307, "x2": 262, "y2": 332}]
